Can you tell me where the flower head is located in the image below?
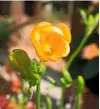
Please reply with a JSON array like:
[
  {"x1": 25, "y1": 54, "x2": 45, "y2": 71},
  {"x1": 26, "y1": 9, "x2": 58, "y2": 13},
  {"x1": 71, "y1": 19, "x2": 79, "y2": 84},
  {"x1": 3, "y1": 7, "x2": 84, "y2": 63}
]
[{"x1": 30, "y1": 22, "x2": 71, "y2": 61}]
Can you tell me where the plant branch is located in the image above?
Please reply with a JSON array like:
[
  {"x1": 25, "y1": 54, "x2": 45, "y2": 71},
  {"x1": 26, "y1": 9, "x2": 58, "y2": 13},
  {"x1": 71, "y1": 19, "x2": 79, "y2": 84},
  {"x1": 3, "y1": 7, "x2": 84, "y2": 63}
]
[
  {"x1": 36, "y1": 81, "x2": 41, "y2": 109},
  {"x1": 59, "y1": 87, "x2": 65, "y2": 109},
  {"x1": 66, "y1": 28, "x2": 93, "y2": 71}
]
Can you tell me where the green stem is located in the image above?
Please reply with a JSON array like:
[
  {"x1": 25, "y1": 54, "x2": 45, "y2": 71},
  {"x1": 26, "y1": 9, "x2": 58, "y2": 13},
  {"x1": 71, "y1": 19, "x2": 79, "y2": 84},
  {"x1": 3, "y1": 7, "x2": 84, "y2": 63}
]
[
  {"x1": 59, "y1": 87, "x2": 65, "y2": 109},
  {"x1": 66, "y1": 28, "x2": 93, "y2": 70},
  {"x1": 36, "y1": 81, "x2": 41, "y2": 109},
  {"x1": 75, "y1": 94, "x2": 81, "y2": 109},
  {"x1": 46, "y1": 95, "x2": 52, "y2": 109},
  {"x1": 60, "y1": 28, "x2": 93, "y2": 109}
]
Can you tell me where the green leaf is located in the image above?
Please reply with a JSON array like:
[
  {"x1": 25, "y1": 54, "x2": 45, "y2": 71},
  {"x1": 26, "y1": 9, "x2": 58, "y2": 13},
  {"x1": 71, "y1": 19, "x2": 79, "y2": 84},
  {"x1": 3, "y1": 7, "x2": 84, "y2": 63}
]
[
  {"x1": 60, "y1": 77, "x2": 71, "y2": 88},
  {"x1": 62, "y1": 69, "x2": 73, "y2": 84},
  {"x1": 28, "y1": 83, "x2": 33, "y2": 99},
  {"x1": 93, "y1": 13, "x2": 99, "y2": 29},
  {"x1": 31, "y1": 60, "x2": 46, "y2": 76},
  {"x1": 32, "y1": 73, "x2": 41, "y2": 80},
  {"x1": 29, "y1": 79, "x2": 40, "y2": 87},
  {"x1": 31, "y1": 59, "x2": 39, "y2": 74},
  {"x1": 0, "y1": 18, "x2": 14, "y2": 39},
  {"x1": 38, "y1": 61, "x2": 46, "y2": 76},
  {"x1": 47, "y1": 76, "x2": 56, "y2": 85},
  {"x1": 0, "y1": 18, "x2": 13, "y2": 29},
  {"x1": 88, "y1": 14, "x2": 94, "y2": 27},
  {"x1": 80, "y1": 9, "x2": 87, "y2": 25}
]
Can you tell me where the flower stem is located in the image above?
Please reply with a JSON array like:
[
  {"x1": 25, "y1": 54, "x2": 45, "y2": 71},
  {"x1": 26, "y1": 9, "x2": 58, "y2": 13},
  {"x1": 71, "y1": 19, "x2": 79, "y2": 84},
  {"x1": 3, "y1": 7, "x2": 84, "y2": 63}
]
[
  {"x1": 66, "y1": 28, "x2": 93, "y2": 70},
  {"x1": 75, "y1": 94, "x2": 81, "y2": 109},
  {"x1": 46, "y1": 95, "x2": 52, "y2": 109},
  {"x1": 36, "y1": 81, "x2": 41, "y2": 109},
  {"x1": 60, "y1": 28, "x2": 93, "y2": 109},
  {"x1": 59, "y1": 87, "x2": 65, "y2": 109}
]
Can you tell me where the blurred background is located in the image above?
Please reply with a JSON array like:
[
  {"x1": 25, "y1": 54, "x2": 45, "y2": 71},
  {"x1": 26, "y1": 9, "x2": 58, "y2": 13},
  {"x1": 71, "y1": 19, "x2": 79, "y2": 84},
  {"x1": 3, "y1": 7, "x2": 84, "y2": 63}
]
[{"x1": 0, "y1": 1, "x2": 99, "y2": 109}]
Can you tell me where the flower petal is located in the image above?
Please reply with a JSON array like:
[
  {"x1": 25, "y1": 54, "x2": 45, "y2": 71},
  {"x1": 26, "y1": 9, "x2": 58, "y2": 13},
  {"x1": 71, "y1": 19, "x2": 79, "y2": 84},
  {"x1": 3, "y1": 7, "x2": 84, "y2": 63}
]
[
  {"x1": 58, "y1": 23, "x2": 71, "y2": 44},
  {"x1": 35, "y1": 22, "x2": 52, "y2": 30},
  {"x1": 30, "y1": 22, "x2": 71, "y2": 62},
  {"x1": 42, "y1": 32, "x2": 69, "y2": 57}
]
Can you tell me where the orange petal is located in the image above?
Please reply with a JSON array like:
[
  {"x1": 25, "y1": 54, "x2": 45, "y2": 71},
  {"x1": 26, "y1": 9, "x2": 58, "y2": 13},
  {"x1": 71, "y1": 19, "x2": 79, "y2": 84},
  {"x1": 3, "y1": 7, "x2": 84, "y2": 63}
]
[
  {"x1": 58, "y1": 23, "x2": 71, "y2": 44},
  {"x1": 40, "y1": 25, "x2": 63, "y2": 44},
  {"x1": 40, "y1": 25, "x2": 63, "y2": 35},
  {"x1": 30, "y1": 29, "x2": 43, "y2": 57},
  {"x1": 42, "y1": 32, "x2": 69, "y2": 57},
  {"x1": 35, "y1": 22, "x2": 52, "y2": 30},
  {"x1": 44, "y1": 42, "x2": 70, "y2": 62},
  {"x1": 30, "y1": 27, "x2": 51, "y2": 61}
]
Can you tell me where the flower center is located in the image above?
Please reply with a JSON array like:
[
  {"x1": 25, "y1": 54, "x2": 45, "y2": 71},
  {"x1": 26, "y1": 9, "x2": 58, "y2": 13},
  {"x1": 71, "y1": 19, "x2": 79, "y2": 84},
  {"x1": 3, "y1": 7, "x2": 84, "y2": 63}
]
[{"x1": 43, "y1": 44, "x2": 51, "y2": 53}]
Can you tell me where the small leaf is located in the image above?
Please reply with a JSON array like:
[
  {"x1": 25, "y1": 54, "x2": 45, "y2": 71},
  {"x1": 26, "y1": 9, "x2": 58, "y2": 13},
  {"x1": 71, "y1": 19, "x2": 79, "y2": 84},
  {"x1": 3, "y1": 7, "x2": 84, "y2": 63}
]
[
  {"x1": 31, "y1": 59, "x2": 38, "y2": 73},
  {"x1": 62, "y1": 69, "x2": 73, "y2": 84},
  {"x1": 0, "y1": 18, "x2": 14, "y2": 39},
  {"x1": 93, "y1": 13, "x2": 99, "y2": 29},
  {"x1": 0, "y1": 18, "x2": 13, "y2": 29},
  {"x1": 60, "y1": 77, "x2": 66, "y2": 87},
  {"x1": 80, "y1": 9, "x2": 87, "y2": 25},
  {"x1": 47, "y1": 76, "x2": 56, "y2": 85},
  {"x1": 60, "y1": 77, "x2": 71, "y2": 88},
  {"x1": 29, "y1": 79, "x2": 40, "y2": 87},
  {"x1": 88, "y1": 14, "x2": 94, "y2": 27},
  {"x1": 31, "y1": 60, "x2": 46, "y2": 76},
  {"x1": 28, "y1": 82, "x2": 34, "y2": 99},
  {"x1": 32, "y1": 73, "x2": 41, "y2": 80},
  {"x1": 38, "y1": 61, "x2": 46, "y2": 76}
]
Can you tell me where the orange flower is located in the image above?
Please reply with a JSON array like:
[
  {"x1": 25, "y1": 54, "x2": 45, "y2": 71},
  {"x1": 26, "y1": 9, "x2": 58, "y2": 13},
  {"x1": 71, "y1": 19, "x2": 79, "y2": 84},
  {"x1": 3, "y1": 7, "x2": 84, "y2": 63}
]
[{"x1": 30, "y1": 22, "x2": 71, "y2": 61}]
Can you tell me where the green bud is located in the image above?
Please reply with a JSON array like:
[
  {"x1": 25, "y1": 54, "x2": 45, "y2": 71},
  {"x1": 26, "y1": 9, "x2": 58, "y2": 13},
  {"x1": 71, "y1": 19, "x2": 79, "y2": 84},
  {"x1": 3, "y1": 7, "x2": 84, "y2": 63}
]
[
  {"x1": 62, "y1": 69, "x2": 73, "y2": 84},
  {"x1": 31, "y1": 60, "x2": 46, "y2": 77},
  {"x1": 9, "y1": 49, "x2": 47, "y2": 86},
  {"x1": 38, "y1": 61, "x2": 46, "y2": 76},
  {"x1": 8, "y1": 49, "x2": 40, "y2": 84},
  {"x1": 76, "y1": 76, "x2": 85, "y2": 95}
]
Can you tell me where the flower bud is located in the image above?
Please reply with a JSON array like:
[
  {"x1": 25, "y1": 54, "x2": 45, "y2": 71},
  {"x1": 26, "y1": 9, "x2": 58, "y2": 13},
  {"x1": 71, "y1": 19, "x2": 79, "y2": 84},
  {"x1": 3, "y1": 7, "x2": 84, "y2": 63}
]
[
  {"x1": 76, "y1": 76, "x2": 85, "y2": 95},
  {"x1": 9, "y1": 49, "x2": 47, "y2": 86},
  {"x1": 9, "y1": 49, "x2": 40, "y2": 85},
  {"x1": 31, "y1": 60, "x2": 46, "y2": 77}
]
